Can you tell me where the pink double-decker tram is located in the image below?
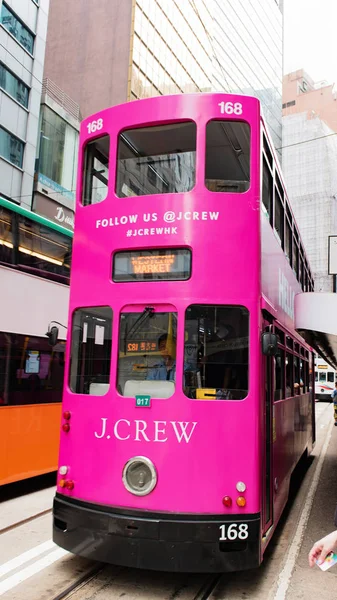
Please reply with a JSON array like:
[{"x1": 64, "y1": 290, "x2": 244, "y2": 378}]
[{"x1": 52, "y1": 93, "x2": 315, "y2": 572}]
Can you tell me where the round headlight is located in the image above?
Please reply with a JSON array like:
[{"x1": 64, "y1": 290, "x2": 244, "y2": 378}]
[{"x1": 122, "y1": 457, "x2": 157, "y2": 496}]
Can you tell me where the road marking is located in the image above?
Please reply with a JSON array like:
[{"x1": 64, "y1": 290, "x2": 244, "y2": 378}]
[
  {"x1": 273, "y1": 417, "x2": 334, "y2": 600},
  {"x1": 0, "y1": 540, "x2": 54, "y2": 578},
  {"x1": 0, "y1": 547, "x2": 68, "y2": 596}
]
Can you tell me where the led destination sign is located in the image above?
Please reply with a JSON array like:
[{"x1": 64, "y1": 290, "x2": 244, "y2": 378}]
[{"x1": 113, "y1": 248, "x2": 191, "y2": 282}]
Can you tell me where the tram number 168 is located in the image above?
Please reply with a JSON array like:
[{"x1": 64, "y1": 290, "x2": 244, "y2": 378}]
[
  {"x1": 218, "y1": 101, "x2": 243, "y2": 115},
  {"x1": 219, "y1": 523, "x2": 249, "y2": 541}
]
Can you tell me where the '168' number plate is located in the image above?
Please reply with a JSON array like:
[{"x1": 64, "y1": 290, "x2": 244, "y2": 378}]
[{"x1": 219, "y1": 523, "x2": 249, "y2": 541}]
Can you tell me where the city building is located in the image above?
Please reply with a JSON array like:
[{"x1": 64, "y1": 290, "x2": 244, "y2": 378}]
[
  {"x1": 43, "y1": 0, "x2": 283, "y2": 153},
  {"x1": 282, "y1": 69, "x2": 337, "y2": 292},
  {"x1": 0, "y1": 1, "x2": 75, "y2": 431},
  {"x1": 0, "y1": 0, "x2": 49, "y2": 209}
]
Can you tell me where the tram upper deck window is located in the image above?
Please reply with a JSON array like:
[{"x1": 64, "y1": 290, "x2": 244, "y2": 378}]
[
  {"x1": 69, "y1": 307, "x2": 112, "y2": 395},
  {"x1": 83, "y1": 135, "x2": 110, "y2": 205},
  {"x1": 117, "y1": 310, "x2": 177, "y2": 398},
  {"x1": 116, "y1": 122, "x2": 196, "y2": 197},
  {"x1": 184, "y1": 305, "x2": 249, "y2": 400},
  {"x1": 205, "y1": 121, "x2": 250, "y2": 193}
]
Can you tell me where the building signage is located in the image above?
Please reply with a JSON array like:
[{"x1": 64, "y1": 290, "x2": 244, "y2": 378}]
[{"x1": 34, "y1": 193, "x2": 74, "y2": 231}]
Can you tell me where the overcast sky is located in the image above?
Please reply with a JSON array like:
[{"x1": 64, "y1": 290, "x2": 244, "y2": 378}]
[{"x1": 283, "y1": 0, "x2": 337, "y2": 85}]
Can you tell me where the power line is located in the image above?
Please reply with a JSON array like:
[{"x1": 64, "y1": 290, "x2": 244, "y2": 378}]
[{"x1": 276, "y1": 131, "x2": 337, "y2": 151}]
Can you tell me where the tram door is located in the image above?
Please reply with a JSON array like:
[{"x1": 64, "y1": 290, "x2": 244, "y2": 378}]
[{"x1": 262, "y1": 321, "x2": 274, "y2": 534}]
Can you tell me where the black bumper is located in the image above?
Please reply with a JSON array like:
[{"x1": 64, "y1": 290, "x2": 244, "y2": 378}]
[{"x1": 53, "y1": 494, "x2": 261, "y2": 572}]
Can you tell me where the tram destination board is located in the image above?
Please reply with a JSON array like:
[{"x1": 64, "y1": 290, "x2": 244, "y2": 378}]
[{"x1": 113, "y1": 248, "x2": 191, "y2": 281}]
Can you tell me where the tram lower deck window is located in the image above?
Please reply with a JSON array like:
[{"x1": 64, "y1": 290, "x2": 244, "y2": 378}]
[
  {"x1": 116, "y1": 121, "x2": 196, "y2": 197},
  {"x1": 184, "y1": 305, "x2": 249, "y2": 400},
  {"x1": 117, "y1": 310, "x2": 177, "y2": 398}
]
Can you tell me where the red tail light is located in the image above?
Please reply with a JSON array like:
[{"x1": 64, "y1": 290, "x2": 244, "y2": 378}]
[
  {"x1": 62, "y1": 423, "x2": 70, "y2": 433},
  {"x1": 63, "y1": 411, "x2": 71, "y2": 420},
  {"x1": 222, "y1": 496, "x2": 232, "y2": 507}
]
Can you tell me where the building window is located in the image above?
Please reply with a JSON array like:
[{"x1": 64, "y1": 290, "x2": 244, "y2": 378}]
[
  {"x1": 0, "y1": 126, "x2": 24, "y2": 168},
  {"x1": 39, "y1": 105, "x2": 78, "y2": 196},
  {"x1": 0, "y1": 63, "x2": 29, "y2": 108},
  {"x1": 205, "y1": 121, "x2": 250, "y2": 193},
  {"x1": 116, "y1": 122, "x2": 196, "y2": 197},
  {"x1": 1, "y1": 4, "x2": 34, "y2": 54}
]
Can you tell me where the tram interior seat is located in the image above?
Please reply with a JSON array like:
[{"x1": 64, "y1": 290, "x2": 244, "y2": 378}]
[
  {"x1": 124, "y1": 379, "x2": 174, "y2": 399},
  {"x1": 89, "y1": 383, "x2": 110, "y2": 396},
  {"x1": 205, "y1": 179, "x2": 249, "y2": 193}
]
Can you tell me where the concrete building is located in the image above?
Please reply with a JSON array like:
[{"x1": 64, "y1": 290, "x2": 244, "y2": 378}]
[
  {"x1": 0, "y1": 0, "x2": 49, "y2": 209},
  {"x1": 282, "y1": 69, "x2": 337, "y2": 292},
  {"x1": 43, "y1": 0, "x2": 283, "y2": 153}
]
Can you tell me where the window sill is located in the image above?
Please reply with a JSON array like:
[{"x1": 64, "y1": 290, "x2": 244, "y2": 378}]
[
  {"x1": 0, "y1": 24, "x2": 35, "y2": 59},
  {"x1": 0, "y1": 154, "x2": 24, "y2": 171}
]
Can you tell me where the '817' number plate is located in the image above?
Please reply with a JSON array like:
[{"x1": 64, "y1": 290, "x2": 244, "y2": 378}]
[{"x1": 219, "y1": 523, "x2": 249, "y2": 541}]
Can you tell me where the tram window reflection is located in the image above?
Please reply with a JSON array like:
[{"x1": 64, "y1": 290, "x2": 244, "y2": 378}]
[
  {"x1": 286, "y1": 353, "x2": 293, "y2": 397},
  {"x1": 274, "y1": 350, "x2": 285, "y2": 401},
  {"x1": 184, "y1": 305, "x2": 249, "y2": 400},
  {"x1": 205, "y1": 120, "x2": 250, "y2": 193},
  {"x1": 83, "y1": 135, "x2": 110, "y2": 206},
  {"x1": 117, "y1": 311, "x2": 178, "y2": 398},
  {"x1": 116, "y1": 122, "x2": 196, "y2": 197},
  {"x1": 0, "y1": 332, "x2": 65, "y2": 405}
]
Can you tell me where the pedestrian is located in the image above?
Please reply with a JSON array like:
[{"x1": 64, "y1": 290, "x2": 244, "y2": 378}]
[
  {"x1": 308, "y1": 530, "x2": 337, "y2": 567},
  {"x1": 331, "y1": 382, "x2": 337, "y2": 426}
]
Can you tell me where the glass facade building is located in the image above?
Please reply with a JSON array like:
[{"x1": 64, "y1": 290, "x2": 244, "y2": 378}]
[
  {"x1": 131, "y1": 0, "x2": 213, "y2": 99},
  {"x1": 211, "y1": 0, "x2": 282, "y2": 155},
  {"x1": 38, "y1": 104, "x2": 78, "y2": 197},
  {"x1": 130, "y1": 0, "x2": 282, "y2": 155}
]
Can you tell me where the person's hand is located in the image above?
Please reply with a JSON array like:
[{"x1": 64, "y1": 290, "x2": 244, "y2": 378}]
[{"x1": 308, "y1": 531, "x2": 337, "y2": 567}]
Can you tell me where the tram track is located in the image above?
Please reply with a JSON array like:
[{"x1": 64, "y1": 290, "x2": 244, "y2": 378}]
[
  {"x1": 48, "y1": 564, "x2": 222, "y2": 600},
  {"x1": 0, "y1": 508, "x2": 52, "y2": 535}
]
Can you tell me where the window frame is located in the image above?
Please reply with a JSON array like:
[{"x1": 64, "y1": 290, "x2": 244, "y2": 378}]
[
  {"x1": 82, "y1": 134, "x2": 110, "y2": 206},
  {"x1": 0, "y1": 62, "x2": 30, "y2": 109},
  {"x1": 183, "y1": 303, "x2": 249, "y2": 401},
  {"x1": 205, "y1": 118, "x2": 251, "y2": 194},
  {"x1": 115, "y1": 120, "x2": 197, "y2": 198},
  {"x1": 0, "y1": 125, "x2": 25, "y2": 168},
  {"x1": 0, "y1": 3, "x2": 35, "y2": 56},
  {"x1": 273, "y1": 325, "x2": 309, "y2": 401},
  {"x1": 69, "y1": 306, "x2": 113, "y2": 395}
]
